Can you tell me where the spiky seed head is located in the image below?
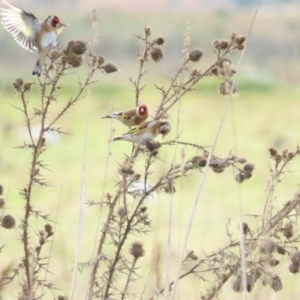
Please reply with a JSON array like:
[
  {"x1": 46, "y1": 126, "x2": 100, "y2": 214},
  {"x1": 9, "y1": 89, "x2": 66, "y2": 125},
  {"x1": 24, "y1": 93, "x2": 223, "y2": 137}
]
[
  {"x1": 271, "y1": 275, "x2": 282, "y2": 292},
  {"x1": 291, "y1": 251, "x2": 300, "y2": 266},
  {"x1": 151, "y1": 47, "x2": 163, "y2": 62},
  {"x1": 237, "y1": 44, "x2": 245, "y2": 50},
  {"x1": 120, "y1": 166, "x2": 134, "y2": 175},
  {"x1": 45, "y1": 224, "x2": 52, "y2": 233},
  {"x1": 249, "y1": 269, "x2": 261, "y2": 282},
  {"x1": 130, "y1": 241, "x2": 145, "y2": 259},
  {"x1": 0, "y1": 198, "x2": 4, "y2": 209},
  {"x1": 101, "y1": 63, "x2": 118, "y2": 73},
  {"x1": 235, "y1": 173, "x2": 244, "y2": 184},
  {"x1": 134, "y1": 173, "x2": 141, "y2": 181},
  {"x1": 243, "y1": 163, "x2": 254, "y2": 173},
  {"x1": 210, "y1": 163, "x2": 226, "y2": 173},
  {"x1": 212, "y1": 40, "x2": 221, "y2": 50},
  {"x1": 237, "y1": 157, "x2": 247, "y2": 163},
  {"x1": 117, "y1": 207, "x2": 126, "y2": 218},
  {"x1": 269, "y1": 148, "x2": 277, "y2": 157},
  {"x1": 65, "y1": 53, "x2": 82, "y2": 67},
  {"x1": 220, "y1": 40, "x2": 229, "y2": 49},
  {"x1": 188, "y1": 49, "x2": 203, "y2": 62},
  {"x1": 236, "y1": 35, "x2": 246, "y2": 45},
  {"x1": 98, "y1": 56, "x2": 105, "y2": 65},
  {"x1": 67, "y1": 40, "x2": 87, "y2": 55},
  {"x1": 140, "y1": 206, "x2": 147, "y2": 213},
  {"x1": 152, "y1": 36, "x2": 164, "y2": 45},
  {"x1": 24, "y1": 82, "x2": 34, "y2": 92},
  {"x1": 145, "y1": 26, "x2": 151, "y2": 37},
  {"x1": 242, "y1": 222, "x2": 250, "y2": 235},
  {"x1": 0, "y1": 185, "x2": 3, "y2": 195},
  {"x1": 283, "y1": 222, "x2": 293, "y2": 239},
  {"x1": 260, "y1": 239, "x2": 276, "y2": 254},
  {"x1": 146, "y1": 141, "x2": 161, "y2": 152},
  {"x1": 57, "y1": 296, "x2": 68, "y2": 300},
  {"x1": 13, "y1": 78, "x2": 24, "y2": 92},
  {"x1": 191, "y1": 156, "x2": 207, "y2": 167},
  {"x1": 268, "y1": 258, "x2": 280, "y2": 267},
  {"x1": 218, "y1": 81, "x2": 238, "y2": 96},
  {"x1": 211, "y1": 67, "x2": 219, "y2": 76},
  {"x1": 1, "y1": 215, "x2": 16, "y2": 229},
  {"x1": 276, "y1": 245, "x2": 286, "y2": 255},
  {"x1": 289, "y1": 263, "x2": 299, "y2": 274}
]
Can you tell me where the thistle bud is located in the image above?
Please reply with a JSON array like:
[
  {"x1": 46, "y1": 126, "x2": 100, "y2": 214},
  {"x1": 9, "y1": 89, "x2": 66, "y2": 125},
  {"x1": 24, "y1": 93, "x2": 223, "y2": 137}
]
[
  {"x1": 101, "y1": 63, "x2": 119, "y2": 73},
  {"x1": 188, "y1": 49, "x2": 203, "y2": 62},
  {"x1": 151, "y1": 47, "x2": 163, "y2": 62},
  {"x1": 1, "y1": 215, "x2": 16, "y2": 229},
  {"x1": 130, "y1": 241, "x2": 145, "y2": 259},
  {"x1": 152, "y1": 36, "x2": 164, "y2": 45}
]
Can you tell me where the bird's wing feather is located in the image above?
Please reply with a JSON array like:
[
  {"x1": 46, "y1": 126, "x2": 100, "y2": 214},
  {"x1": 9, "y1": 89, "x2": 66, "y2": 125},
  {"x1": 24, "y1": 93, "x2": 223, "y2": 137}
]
[
  {"x1": 0, "y1": 0, "x2": 41, "y2": 51},
  {"x1": 126, "y1": 120, "x2": 155, "y2": 134}
]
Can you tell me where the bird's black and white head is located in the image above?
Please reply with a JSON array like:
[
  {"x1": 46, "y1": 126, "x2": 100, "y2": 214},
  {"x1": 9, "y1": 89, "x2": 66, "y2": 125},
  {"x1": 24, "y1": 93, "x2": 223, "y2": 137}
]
[
  {"x1": 159, "y1": 121, "x2": 171, "y2": 138},
  {"x1": 45, "y1": 15, "x2": 61, "y2": 29}
]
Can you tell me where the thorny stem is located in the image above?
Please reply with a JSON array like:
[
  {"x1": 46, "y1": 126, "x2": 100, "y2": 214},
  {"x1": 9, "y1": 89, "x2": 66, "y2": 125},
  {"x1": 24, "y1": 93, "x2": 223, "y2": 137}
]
[
  {"x1": 103, "y1": 178, "x2": 163, "y2": 298},
  {"x1": 87, "y1": 190, "x2": 122, "y2": 299},
  {"x1": 121, "y1": 258, "x2": 137, "y2": 300}
]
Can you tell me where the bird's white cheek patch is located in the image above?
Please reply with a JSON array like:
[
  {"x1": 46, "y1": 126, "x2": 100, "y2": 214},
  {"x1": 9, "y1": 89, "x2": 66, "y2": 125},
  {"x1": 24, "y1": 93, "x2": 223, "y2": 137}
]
[{"x1": 40, "y1": 32, "x2": 57, "y2": 49}]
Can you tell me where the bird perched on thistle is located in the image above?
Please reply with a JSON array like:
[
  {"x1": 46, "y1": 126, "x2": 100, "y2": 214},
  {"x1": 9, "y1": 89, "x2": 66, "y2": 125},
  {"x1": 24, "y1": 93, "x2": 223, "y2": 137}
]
[
  {"x1": 102, "y1": 104, "x2": 149, "y2": 128},
  {"x1": 0, "y1": 0, "x2": 67, "y2": 76},
  {"x1": 113, "y1": 120, "x2": 171, "y2": 144}
]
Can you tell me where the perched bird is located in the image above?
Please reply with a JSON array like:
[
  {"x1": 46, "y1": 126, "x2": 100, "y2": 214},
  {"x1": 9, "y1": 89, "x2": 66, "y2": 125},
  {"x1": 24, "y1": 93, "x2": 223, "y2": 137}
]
[
  {"x1": 0, "y1": 0, "x2": 67, "y2": 76},
  {"x1": 113, "y1": 120, "x2": 171, "y2": 144},
  {"x1": 101, "y1": 104, "x2": 149, "y2": 127}
]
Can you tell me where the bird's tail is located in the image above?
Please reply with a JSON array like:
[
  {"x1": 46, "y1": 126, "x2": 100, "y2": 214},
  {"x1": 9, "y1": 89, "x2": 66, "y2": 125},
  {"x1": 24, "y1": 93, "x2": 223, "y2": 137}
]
[
  {"x1": 32, "y1": 59, "x2": 42, "y2": 77},
  {"x1": 112, "y1": 137, "x2": 123, "y2": 142},
  {"x1": 101, "y1": 113, "x2": 118, "y2": 119}
]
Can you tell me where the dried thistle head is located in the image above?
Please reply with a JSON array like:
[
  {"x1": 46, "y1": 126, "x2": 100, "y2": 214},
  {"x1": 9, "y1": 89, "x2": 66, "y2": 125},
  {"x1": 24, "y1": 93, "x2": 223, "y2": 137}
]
[
  {"x1": 130, "y1": 241, "x2": 145, "y2": 259},
  {"x1": 164, "y1": 179, "x2": 176, "y2": 194},
  {"x1": 282, "y1": 222, "x2": 293, "y2": 239},
  {"x1": 67, "y1": 40, "x2": 87, "y2": 55},
  {"x1": 1, "y1": 215, "x2": 16, "y2": 229},
  {"x1": 242, "y1": 222, "x2": 250, "y2": 235},
  {"x1": 235, "y1": 173, "x2": 245, "y2": 184},
  {"x1": 276, "y1": 244, "x2": 286, "y2": 255},
  {"x1": 117, "y1": 207, "x2": 127, "y2": 218},
  {"x1": 271, "y1": 275, "x2": 282, "y2": 292},
  {"x1": 188, "y1": 49, "x2": 203, "y2": 62},
  {"x1": 191, "y1": 156, "x2": 207, "y2": 167},
  {"x1": 0, "y1": 185, "x2": 3, "y2": 196},
  {"x1": 151, "y1": 47, "x2": 163, "y2": 62},
  {"x1": 24, "y1": 82, "x2": 34, "y2": 92},
  {"x1": 101, "y1": 63, "x2": 119, "y2": 73},
  {"x1": 145, "y1": 141, "x2": 161, "y2": 152},
  {"x1": 218, "y1": 80, "x2": 238, "y2": 96},
  {"x1": 220, "y1": 40, "x2": 229, "y2": 49},
  {"x1": 12, "y1": 78, "x2": 24, "y2": 92},
  {"x1": 98, "y1": 56, "x2": 105, "y2": 66},
  {"x1": 289, "y1": 263, "x2": 299, "y2": 274},
  {"x1": 64, "y1": 53, "x2": 83, "y2": 67},
  {"x1": 291, "y1": 251, "x2": 300, "y2": 266},
  {"x1": 0, "y1": 198, "x2": 4, "y2": 209},
  {"x1": 145, "y1": 26, "x2": 151, "y2": 37},
  {"x1": 152, "y1": 36, "x2": 165, "y2": 45},
  {"x1": 260, "y1": 239, "x2": 276, "y2": 254},
  {"x1": 45, "y1": 224, "x2": 52, "y2": 234}
]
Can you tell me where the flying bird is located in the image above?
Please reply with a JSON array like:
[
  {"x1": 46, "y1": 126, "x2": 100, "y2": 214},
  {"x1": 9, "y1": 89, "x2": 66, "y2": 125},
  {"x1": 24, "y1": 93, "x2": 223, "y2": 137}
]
[
  {"x1": 0, "y1": 0, "x2": 67, "y2": 76},
  {"x1": 113, "y1": 120, "x2": 171, "y2": 144},
  {"x1": 101, "y1": 104, "x2": 149, "y2": 127}
]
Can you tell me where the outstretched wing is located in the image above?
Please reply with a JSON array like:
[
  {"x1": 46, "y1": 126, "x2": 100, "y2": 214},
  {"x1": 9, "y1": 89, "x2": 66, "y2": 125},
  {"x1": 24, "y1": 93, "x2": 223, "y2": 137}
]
[{"x1": 0, "y1": 0, "x2": 41, "y2": 51}]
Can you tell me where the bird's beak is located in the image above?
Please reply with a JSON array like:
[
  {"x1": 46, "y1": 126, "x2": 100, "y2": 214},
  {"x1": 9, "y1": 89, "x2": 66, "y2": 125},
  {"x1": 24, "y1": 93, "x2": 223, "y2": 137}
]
[{"x1": 59, "y1": 23, "x2": 68, "y2": 27}]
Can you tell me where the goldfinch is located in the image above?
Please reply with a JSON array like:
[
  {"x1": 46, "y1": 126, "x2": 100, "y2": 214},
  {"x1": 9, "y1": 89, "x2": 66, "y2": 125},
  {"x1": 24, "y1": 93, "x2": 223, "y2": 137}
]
[
  {"x1": 101, "y1": 104, "x2": 149, "y2": 127},
  {"x1": 113, "y1": 120, "x2": 171, "y2": 144},
  {"x1": 0, "y1": 0, "x2": 67, "y2": 76}
]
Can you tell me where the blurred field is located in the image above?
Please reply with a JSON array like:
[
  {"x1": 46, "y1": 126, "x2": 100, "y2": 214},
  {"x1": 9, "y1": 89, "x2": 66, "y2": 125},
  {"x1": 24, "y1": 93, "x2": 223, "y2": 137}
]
[{"x1": 1, "y1": 1, "x2": 300, "y2": 299}]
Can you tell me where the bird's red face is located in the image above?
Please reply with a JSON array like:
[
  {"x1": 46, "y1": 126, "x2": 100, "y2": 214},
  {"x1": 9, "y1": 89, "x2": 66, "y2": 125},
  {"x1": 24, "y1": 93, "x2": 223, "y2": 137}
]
[
  {"x1": 137, "y1": 104, "x2": 148, "y2": 117},
  {"x1": 46, "y1": 16, "x2": 60, "y2": 28}
]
